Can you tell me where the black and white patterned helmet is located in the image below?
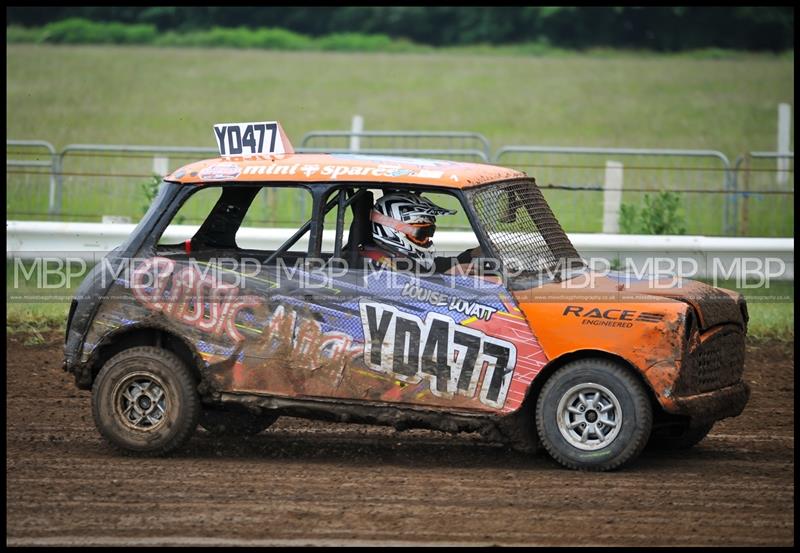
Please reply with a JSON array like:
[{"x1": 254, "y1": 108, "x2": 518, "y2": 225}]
[{"x1": 370, "y1": 192, "x2": 456, "y2": 270}]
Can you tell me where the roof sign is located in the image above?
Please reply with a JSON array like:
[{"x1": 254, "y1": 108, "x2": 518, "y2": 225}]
[{"x1": 213, "y1": 121, "x2": 294, "y2": 156}]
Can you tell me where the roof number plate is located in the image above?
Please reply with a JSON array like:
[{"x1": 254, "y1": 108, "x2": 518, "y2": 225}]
[{"x1": 213, "y1": 121, "x2": 293, "y2": 156}]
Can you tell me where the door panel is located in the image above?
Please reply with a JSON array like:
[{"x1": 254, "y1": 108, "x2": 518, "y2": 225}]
[{"x1": 224, "y1": 264, "x2": 551, "y2": 414}]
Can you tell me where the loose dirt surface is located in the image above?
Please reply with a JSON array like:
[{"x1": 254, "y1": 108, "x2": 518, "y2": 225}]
[{"x1": 6, "y1": 333, "x2": 794, "y2": 546}]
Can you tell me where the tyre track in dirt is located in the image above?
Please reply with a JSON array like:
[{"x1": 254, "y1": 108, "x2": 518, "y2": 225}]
[{"x1": 6, "y1": 333, "x2": 794, "y2": 546}]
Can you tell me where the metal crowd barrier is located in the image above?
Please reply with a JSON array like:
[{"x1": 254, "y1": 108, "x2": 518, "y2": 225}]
[
  {"x1": 5, "y1": 138, "x2": 795, "y2": 238},
  {"x1": 730, "y1": 152, "x2": 794, "y2": 237},
  {"x1": 494, "y1": 146, "x2": 736, "y2": 236},
  {"x1": 6, "y1": 140, "x2": 60, "y2": 215},
  {"x1": 54, "y1": 144, "x2": 218, "y2": 222},
  {"x1": 300, "y1": 130, "x2": 491, "y2": 162}
]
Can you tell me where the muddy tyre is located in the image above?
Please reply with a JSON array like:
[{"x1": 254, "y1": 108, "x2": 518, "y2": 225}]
[
  {"x1": 648, "y1": 421, "x2": 714, "y2": 450},
  {"x1": 535, "y1": 358, "x2": 653, "y2": 471},
  {"x1": 92, "y1": 346, "x2": 200, "y2": 456},
  {"x1": 199, "y1": 407, "x2": 278, "y2": 436}
]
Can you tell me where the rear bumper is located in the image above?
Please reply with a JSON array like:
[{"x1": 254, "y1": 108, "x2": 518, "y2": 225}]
[{"x1": 670, "y1": 380, "x2": 750, "y2": 423}]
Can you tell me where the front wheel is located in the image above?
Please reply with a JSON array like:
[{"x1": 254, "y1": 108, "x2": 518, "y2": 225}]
[
  {"x1": 535, "y1": 358, "x2": 653, "y2": 471},
  {"x1": 92, "y1": 346, "x2": 200, "y2": 456}
]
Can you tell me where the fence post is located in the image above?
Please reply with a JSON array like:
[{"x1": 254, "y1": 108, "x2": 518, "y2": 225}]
[
  {"x1": 349, "y1": 115, "x2": 363, "y2": 152},
  {"x1": 777, "y1": 103, "x2": 791, "y2": 185},
  {"x1": 603, "y1": 161, "x2": 623, "y2": 233},
  {"x1": 153, "y1": 156, "x2": 169, "y2": 177},
  {"x1": 725, "y1": 160, "x2": 739, "y2": 236},
  {"x1": 54, "y1": 151, "x2": 66, "y2": 216},
  {"x1": 741, "y1": 155, "x2": 751, "y2": 236},
  {"x1": 48, "y1": 164, "x2": 57, "y2": 216}
]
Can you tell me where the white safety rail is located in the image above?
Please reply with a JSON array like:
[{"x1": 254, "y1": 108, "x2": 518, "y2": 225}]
[{"x1": 7, "y1": 221, "x2": 794, "y2": 280}]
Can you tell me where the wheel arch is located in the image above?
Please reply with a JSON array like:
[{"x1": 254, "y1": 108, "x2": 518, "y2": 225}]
[
  {"x1": 523, "y1": 349, "x2": 660, "y2": 418},
  {"x1": 86, "y1": 324, "x2": 204, "y2": 386}
]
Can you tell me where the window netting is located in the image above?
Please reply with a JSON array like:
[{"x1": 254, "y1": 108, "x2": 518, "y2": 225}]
[{"x1": 468, "y1": 178, "x2": 582, "y2": 275}]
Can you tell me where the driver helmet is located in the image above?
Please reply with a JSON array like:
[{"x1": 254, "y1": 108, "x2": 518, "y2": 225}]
[{"x1": 370, "y1": 191, "x2": 456, "y2": 270}]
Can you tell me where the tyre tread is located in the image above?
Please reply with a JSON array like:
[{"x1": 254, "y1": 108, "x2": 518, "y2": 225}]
[
  {"x1": 535, "y1": 358, "x2": 653, "y2": 471},
  {"x1": 92, "y1": 346, "x2": 200, "y2": 457}
]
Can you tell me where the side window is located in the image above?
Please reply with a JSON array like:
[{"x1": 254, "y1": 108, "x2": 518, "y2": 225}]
[
  {"x1": 414, "y1": 191, "x2": 480, "y2": 259},
  {"x1": 236, "y1": 186, "x2": 313, "y2": 253},
  {"x1": 158, "y1": 186, "x2": 222, "y2": 246},
  {"x1": 157, "y1": 185, "x2": 313, "y2": 256},
  {"x1": 320, "y1": 187, "x2": 482, "y2": 268}
]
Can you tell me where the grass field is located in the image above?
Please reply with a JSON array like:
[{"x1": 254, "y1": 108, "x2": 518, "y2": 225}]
[
  {"x1": 7, "y1": 44, "x2": 793, "y2": 154},
  {"x1": 6, "y1": 45, "x2": 794, "y2": 151},
  {"x1": 6, "y1": 44, "x2": 794, "y2": 235}
]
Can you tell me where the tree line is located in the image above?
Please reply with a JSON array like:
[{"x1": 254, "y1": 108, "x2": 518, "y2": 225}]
[{"x1": 7, "y1": 7, "x2": 793, "y2": 52}]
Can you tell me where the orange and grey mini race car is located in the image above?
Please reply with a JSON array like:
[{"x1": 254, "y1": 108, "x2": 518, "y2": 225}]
[{"x1": 63, "y1": 121, "x2": 749, "y2": 471}]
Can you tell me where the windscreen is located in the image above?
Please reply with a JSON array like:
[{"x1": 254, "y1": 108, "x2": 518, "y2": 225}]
[{"x1": 468, "y1": 178, "x2": 583, "y2": 276}]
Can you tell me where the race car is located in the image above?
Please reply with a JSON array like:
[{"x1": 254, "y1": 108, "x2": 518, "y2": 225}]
[{"x1": 63, "y1": 121, "x2": 750, "y2": 471}]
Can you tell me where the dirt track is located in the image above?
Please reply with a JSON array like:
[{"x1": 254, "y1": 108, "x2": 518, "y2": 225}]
[{"x1": 6, "y1": 333, "x2": 794, "y2": 546}]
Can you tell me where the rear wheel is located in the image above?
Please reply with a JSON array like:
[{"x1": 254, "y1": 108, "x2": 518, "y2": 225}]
[
  {"x1": 92, "y1": 346, "x2": 200, "y2": 456},
  {"x1": 535, "y1": 358, "x2": 653, "y2": 471}
]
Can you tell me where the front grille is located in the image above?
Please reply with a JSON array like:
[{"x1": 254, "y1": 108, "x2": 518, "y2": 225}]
[{"x1": 677, "y1": 327, "x2": 746, "y2": 395}]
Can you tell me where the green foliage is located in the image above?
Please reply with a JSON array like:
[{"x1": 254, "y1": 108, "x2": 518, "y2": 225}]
[
  {"x1": 677, "y1": 48, "x2": 741, "y2": 60},
  {"x1": 6, "y1": 19, "x2": 421, "y2": 53},
  {"x1": 6, "y1": 25, "x2": 40, "y2": 42},
  {"x1": 316, "y1": 33, "x2": 408, "y2": 52},
  {"x1": 139, "y1": 175, "x2": 184, "y2": 223},
  {"x1": 156, "y1": 26, "x2": 313, "y2": 50},
  {"x1": 619, "y1": 203, "x2": 639, "y2": 234},
  {"x1": 36, "y1": 18, "x2": 157, "y2": 44},
  {"x1": 139, "y1": 175, "x2": 164, "y2": 218},
  {"x1": 608, "y1": 257, "x2": 625, "y2": 271},
  {"x1": 140, "y1": 174, "x2": 160, "y2": 209},
  {"x1": 6, "y1": 6, "x2": 794, "y2": 52},
  {"x1": 619, "y1": 191, "x2": 686, "y2": 235}
]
